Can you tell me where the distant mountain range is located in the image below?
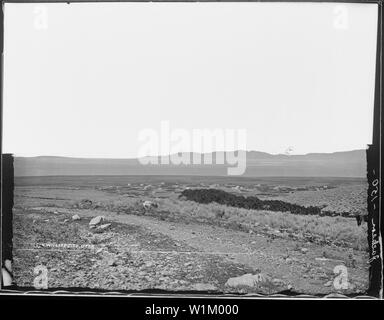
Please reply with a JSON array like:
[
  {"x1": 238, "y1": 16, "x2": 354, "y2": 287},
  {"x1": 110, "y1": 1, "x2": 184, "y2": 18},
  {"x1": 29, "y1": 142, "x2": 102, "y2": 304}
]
[{"x1": 13, "y1": 149, "x2": 367, "y2": 177}]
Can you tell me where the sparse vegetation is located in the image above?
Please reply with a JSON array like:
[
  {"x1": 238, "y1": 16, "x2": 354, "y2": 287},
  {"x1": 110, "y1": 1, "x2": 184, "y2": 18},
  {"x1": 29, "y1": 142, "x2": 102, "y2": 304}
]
[
  {"x1": 65, "y1": 189, "x2": 367, "y2": 250},
  {"x1": 154, "y1": 197, "x2": 367, "y2": 250},
  {"x1": 12, "y1": 175, "x2": 370, "y2": 294}
]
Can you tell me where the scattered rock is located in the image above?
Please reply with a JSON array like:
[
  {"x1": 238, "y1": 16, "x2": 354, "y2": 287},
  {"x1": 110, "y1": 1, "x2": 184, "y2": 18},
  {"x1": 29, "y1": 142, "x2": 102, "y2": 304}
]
[
  {"x1": 225, "y1": 273, "x2": 270, "y2": 288},
  {"x1": 63, "y1": 219, "x2": 69, "y2": 223},
  {"x1": 324, "y1": 281, "x2": 333, "y2": 287},
  {"x1": 72, "y1": 214, "x2": 81, "y2": 221},
  {"x1": 169, "y1": 226, "x2": 175, "y2": 230},
  {"x1": 89, "y1": 216, "x2": 105, "y2": 228},
  {"x1": 301, "y1": 248, "x2": 309, "y2": 254}
]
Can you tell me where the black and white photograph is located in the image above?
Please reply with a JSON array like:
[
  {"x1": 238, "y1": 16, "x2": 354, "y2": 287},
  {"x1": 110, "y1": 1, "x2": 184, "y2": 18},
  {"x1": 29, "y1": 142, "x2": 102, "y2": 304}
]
[{"x1": 0, "y1": 1, "x2": 382, "y2": 298}]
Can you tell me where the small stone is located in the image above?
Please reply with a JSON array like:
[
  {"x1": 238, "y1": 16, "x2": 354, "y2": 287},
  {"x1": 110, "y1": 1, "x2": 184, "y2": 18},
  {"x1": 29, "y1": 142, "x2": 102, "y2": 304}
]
[
  {"x1": 72, "y1": 214, "x2": 81, "y2": 221},
  {"x1": 98, "y1": 223, "x2": 111, "y2": 230},
  {"x1": 301, "y1": 248, "x2": 309, "y2": 254},
  {"x1": 324, "y1": 281, "x2": 333, "y2": 287},
  {"x1": 79, "y1": 199, "x2": 93, "y2": 209},
  {"x1": 316, "y1": 257, "x2": 330, "y2": 262},
  {"x1": 108, "y1": 259, "x2": 117, "y2": 267}
]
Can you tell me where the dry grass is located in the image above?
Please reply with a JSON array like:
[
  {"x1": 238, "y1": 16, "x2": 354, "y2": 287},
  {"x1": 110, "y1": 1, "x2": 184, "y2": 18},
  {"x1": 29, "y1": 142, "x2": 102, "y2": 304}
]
[
  {"x1": 86, "y1": 195, "x2": 367, "y2": 251},
  {"x1": 265, "y1": 184, "x2": 367, "y2": 215},
  {"x1": 15, "y1": 184, "x2": 367, "y2": 251}
]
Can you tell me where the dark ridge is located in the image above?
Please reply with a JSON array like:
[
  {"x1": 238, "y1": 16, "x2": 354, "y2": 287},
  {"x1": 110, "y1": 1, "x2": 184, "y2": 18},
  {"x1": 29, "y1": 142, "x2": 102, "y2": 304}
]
[{"x1": 179, "y1": 188, "x2": 355, "y2": 218}]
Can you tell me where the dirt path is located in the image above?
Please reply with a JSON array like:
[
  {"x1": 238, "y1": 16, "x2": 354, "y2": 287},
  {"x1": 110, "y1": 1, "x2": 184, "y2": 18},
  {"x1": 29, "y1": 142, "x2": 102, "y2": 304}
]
[
  {"x1": 14, "y1": 208, "x2": 259, "y2": 293},
  {"x1": 25, "y1": 206, "x2": 369, "y2": 295}
]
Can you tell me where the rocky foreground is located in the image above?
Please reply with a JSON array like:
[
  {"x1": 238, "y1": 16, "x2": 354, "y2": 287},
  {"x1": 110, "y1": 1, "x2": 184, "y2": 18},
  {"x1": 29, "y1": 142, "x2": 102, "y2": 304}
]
[{"x1": 13, "y1": 203, "x2": 369, "y2": 296}]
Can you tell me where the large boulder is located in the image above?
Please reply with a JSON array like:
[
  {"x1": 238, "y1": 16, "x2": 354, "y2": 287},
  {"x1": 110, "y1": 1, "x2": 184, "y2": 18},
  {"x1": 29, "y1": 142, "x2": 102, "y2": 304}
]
[
  {"x1": 89, "y1": 216, "x2": 105, "y2": 228},
  {"x1": 225, "y1": 273, "x2": 270, "y2": 288}
]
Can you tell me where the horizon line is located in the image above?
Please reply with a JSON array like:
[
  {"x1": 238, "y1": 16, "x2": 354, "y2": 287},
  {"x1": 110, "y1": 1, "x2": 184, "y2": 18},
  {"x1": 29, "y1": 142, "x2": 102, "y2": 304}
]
[{"x1": 10, "y1": 148, "x2": 367, "y2": 160}]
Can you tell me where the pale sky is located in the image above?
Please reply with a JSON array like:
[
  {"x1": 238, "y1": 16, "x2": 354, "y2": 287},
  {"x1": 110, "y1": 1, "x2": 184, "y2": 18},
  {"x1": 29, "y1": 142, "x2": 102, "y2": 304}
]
[{"x1": 2, "y1": 2, "x2": 378, "y2": 158}]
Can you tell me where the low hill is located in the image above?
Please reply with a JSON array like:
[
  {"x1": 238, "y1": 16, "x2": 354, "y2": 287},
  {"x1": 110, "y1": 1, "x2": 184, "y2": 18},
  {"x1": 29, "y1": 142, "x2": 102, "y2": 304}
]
[{"x1": 13, "y1": 149, "x2": 366, "y2": 177}]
